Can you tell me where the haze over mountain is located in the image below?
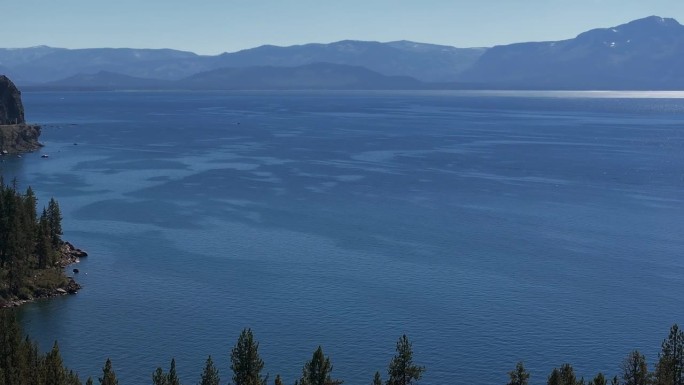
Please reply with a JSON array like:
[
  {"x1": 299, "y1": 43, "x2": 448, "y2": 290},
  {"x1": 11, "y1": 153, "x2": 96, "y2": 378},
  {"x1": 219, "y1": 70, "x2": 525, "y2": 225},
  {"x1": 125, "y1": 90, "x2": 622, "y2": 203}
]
[
  {"x1": 3, "y1": 16, "x2": 684, "y2": 90},
  {"x1": 0, "y1": 41, "x2": 483, "y2": 85},
  {"x1": 36, "y1": 64, "x2": 425, "y2": 90},
  {"x1": 180, "y1": 62, "x2": 424, "y2": 90},
  {"x1": 210, "y1": 40, "x2": 485, "y2": 82},
  {"x1": 43, "y1": 71, "x2": 171, "y2": 90},
  {"x1": 0, "y1": 47, "x2": 206, "y2": 84}
]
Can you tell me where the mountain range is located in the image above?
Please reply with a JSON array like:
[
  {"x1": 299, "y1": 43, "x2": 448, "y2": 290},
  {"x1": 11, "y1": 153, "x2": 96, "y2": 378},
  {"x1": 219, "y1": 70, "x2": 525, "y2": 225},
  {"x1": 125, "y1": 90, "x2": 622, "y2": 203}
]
[
  {"x1": 463, "y1": 16, "x2": 684, "y2": 89},
  {"x1": 2, "y1": 16, "x2": 683, "y2": 90}
]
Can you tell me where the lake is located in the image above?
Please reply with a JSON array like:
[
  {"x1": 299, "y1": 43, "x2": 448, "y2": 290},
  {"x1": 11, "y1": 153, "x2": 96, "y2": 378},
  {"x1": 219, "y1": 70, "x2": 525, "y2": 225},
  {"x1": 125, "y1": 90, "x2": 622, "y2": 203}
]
[{"x1": 4, "y1": 90, "x2": 684, "y2": 385}]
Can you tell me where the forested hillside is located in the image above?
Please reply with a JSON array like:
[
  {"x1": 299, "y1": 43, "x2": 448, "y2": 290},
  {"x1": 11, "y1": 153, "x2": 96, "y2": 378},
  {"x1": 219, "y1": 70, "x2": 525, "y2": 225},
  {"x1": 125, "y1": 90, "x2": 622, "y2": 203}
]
[{"x1": 0, "y1": 178, "x2": 80, "y2": 306}]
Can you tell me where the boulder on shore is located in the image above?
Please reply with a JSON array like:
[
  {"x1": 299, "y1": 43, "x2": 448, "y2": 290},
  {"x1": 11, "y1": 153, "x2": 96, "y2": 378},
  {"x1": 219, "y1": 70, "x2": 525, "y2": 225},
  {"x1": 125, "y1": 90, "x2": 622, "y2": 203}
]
[{"x1": 65, "y1": 279, "x2": 81, "y2": 294}]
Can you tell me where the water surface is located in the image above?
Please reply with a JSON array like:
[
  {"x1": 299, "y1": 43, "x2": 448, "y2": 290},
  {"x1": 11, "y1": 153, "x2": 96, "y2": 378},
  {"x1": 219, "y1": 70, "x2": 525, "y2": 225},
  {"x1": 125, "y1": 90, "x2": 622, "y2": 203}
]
[{"x1": 4, "y1": 91, "x2": 684, "y2": 385}]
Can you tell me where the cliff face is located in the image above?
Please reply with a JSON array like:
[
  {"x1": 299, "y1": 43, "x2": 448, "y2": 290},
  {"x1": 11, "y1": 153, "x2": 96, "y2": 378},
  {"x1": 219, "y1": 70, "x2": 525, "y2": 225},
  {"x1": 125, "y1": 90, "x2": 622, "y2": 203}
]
[
  {"x1": 0, "y1": 75, "x2": 25, "y2": 125},
  {"x1": 0, "y1": 75, "x2": 41, "y2": 153}
]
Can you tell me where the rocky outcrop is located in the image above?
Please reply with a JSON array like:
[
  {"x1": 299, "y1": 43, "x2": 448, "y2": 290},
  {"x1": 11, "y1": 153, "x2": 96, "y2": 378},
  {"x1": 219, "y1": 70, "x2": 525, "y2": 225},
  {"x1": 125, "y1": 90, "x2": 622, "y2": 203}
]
[
  {"x1": 2, "y1": 278, "x2": 82, "y2": 308},
  {"x1": 0, "y1": 75, "x2": 42, "y2": 153},
  {"x1": 0, "y1": 124, "x2": 42, "y2": 153},
  {"x1": 0, "y1": 75, "x2": 25, "y2": 125},
  {"x1": 59, "y1": 242, "x2": 89, "y2": 267}
]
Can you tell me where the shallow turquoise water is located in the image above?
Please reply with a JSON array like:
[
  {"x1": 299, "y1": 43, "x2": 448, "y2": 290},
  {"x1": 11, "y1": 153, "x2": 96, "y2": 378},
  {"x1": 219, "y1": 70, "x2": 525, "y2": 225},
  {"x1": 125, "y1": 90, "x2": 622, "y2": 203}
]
[{"x1": 4, "y1": 91, "x2": 684, "y2": 385}]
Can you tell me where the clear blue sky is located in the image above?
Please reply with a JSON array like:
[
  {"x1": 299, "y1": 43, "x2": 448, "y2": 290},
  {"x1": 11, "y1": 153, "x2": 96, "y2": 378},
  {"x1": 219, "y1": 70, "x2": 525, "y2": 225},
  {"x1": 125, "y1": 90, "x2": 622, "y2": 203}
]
[{"x1": 3, "y1": 0, "x2": 684, "y2": 54}]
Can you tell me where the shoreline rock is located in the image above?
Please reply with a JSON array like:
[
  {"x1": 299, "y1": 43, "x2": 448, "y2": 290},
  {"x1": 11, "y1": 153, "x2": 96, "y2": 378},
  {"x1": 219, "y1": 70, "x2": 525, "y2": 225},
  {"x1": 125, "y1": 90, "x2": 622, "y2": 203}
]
[
  {"x1": 0, "y1": 124, "x2": 43, "y2": 154},
  {"x1": 59, "y1": 241, "x2": 89, "y2": 267},
  {"x1": 0, "y1": 241, "x2": 87, "y2": 309}
]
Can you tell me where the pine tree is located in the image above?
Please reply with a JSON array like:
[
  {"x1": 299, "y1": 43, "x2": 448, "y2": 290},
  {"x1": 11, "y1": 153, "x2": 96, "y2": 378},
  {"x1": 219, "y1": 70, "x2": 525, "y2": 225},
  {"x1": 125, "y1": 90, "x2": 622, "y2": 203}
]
[
  {"x1": 589, "y1": 373, "x2": 607, "y2": 385},
  {"x1": 548, "y1": 368, "x2": 562, "y2": 385},
  {"x1": 86, "y1": 377, "x2": 94, "y2": 385},
  {"x1": 5, "y1": 186, "x2": 28, "y2": 296},
  {"x1": 0, "y1": 182, "x2": 16, "y2": 267},
  {"x1": 656, "y1": 358, "x2": 675, "y2": 385},
  {"x1": 67, "y1": 369, "x2": 83, "y2": 385},
  {"x1": 36, "y1": 216, "x2": 52, "y2": 269},
  {"x1": 548, "y1": 364, "x2": 577, "y2": 385},
  {"x1": 508, "y1": 362, "x2": 530, "y2": 385},
  {"x1": 386, "y1": 335, "x2": 424, "y2": 385},
  {"x1": 22, "y1": 187, "x2": 37, "y2": 250},
  {"x1": 199, "y1": 355, "x2": 220, "y2": 385},
  {"x1": 0, "y1": 310, "x2": 23, "y2": 385},
  {"x1": 231, "y1": 328, "x2": 266, "y2": 385},
  {"x1": 22, "y1": 338, "x2": 42, "y2": 385},
  {"x1": 656, "y1": 324, "x2": 684, "y2": 385},
  {"x1": 373, "y1": 372, "x2": 382, "y2": 385},
  {"x1": 44, "y1": 341, "x2": 67, "y2": 385},
  {"x1": 168, "y1": 358, "x2": 181, "y2": 385},
  {"x1": 297, "y1": 346, "x2": 342, "y2": 385},
  {"x1": 622, "y1": 350, "x2": 651, "y2": 385},
  {"x1": 47, "y1": 198, "x2": 63, "y2": 249},
  {"x1": 561, "y1": 364, "x2": 578, "y2": 385},
  {"x1": 0, "y1": 309, "x2": 24, "y2": 385},
  {"x1": 153, "y1": 367, "x2": 169, "y2": 385},
  {"x1": 99, "y1": 358, "x2": 118, "y2": 385}
]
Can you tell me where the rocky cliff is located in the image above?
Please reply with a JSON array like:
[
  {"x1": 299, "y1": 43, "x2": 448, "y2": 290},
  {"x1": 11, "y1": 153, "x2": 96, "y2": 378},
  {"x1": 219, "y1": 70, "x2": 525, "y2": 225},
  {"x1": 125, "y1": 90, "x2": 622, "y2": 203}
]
[
  {"x1": 0, "y1": 75, "x2": 25, "y2": 125},
  {"x1": 0, "y1": 75, "x2": 41, "y2": 153}
]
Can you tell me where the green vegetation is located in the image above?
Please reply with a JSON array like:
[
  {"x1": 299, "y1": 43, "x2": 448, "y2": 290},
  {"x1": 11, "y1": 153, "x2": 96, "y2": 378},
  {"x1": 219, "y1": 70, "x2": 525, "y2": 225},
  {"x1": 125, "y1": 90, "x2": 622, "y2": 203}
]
[
  {"x1": 152, "y1": 359, "x2": 181, "y2": 385},
  {"x1": 2, "y1": 308, "x2": 684, "y2": 385},
  {"x1": 230, "y1": 328, "x2": 266, "y2": 385},
  {"x1": 386, "y1": 335, "x2": 424, "y2": 385},
  {"x1": 0, "y1": 178, "x2": 73, "y2": 305},
  {"x1": 99, "y1": 358, "x2": 119, "y2": 385},
  {"x1": 199, "y1": 356, "x2": 220, "y2": 385},
  {"x1": 655, "y1": 325, "x2": 684, "y2": 385},
  {"x1": 372, "y1": 371, "x2": 382, "y2": 385},
  {"x1": 508, "y1": 362, "x2": 530, "y2": 385},
  {"x1": 531, "y1": 327, "x2": 684, "y2": 385},
  {"x1": 622, "y1": 350, "x2": 650, "y2": 385},
  {"x1": 0, "y1": 310, "x2": 85, "y2": 385},
  {"x1": 296, "y1": 346, "x2": 341, "y2": 385}
]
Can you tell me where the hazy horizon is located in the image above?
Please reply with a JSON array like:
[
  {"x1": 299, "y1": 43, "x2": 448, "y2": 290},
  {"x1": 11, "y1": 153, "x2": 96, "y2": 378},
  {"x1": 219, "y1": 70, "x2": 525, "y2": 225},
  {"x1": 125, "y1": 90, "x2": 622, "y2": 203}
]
[
  {"x1": 4, "y1": 0, "x2": 684, "y2": 55},
  {"x1": 3, "y1": 39, "x2": 481, "y2": 56}
]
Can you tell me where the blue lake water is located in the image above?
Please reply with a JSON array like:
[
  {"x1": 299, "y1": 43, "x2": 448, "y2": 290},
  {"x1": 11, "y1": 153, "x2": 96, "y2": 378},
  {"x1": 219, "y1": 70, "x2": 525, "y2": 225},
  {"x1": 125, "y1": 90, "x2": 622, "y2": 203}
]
[{"x1": 4, "y1": 91, "x2": 684, "y2": 385}]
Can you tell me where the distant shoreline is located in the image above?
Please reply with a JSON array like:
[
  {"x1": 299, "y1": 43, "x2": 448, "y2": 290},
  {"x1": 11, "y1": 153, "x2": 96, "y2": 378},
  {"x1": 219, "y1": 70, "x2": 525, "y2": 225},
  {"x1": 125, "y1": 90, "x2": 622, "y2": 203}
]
[{"x1": 19, "y1": 88, "x2": 684, "y2": 98}]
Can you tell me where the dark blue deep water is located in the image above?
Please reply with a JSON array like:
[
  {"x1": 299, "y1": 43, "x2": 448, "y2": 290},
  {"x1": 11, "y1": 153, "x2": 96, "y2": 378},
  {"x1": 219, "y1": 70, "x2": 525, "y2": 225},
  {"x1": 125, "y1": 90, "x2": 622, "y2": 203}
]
[{"x1": 4, "y1": 91, "x2": 684, "y2": 385}]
